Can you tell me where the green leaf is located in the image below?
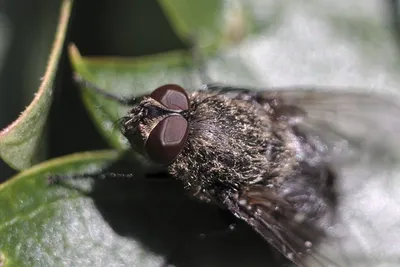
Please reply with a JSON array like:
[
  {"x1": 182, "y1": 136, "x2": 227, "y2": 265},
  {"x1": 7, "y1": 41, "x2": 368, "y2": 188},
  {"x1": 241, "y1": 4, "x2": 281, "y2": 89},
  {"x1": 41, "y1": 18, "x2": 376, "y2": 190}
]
[
  {"x1": 0, "y1": 150, "x2": 119, "y2": 266},
  {"x1": 0, "y1": 150, "x2": 279, "y2": 267},
  {"x1": 0, "y1": 0, "x2": 73, "y2": 170}
]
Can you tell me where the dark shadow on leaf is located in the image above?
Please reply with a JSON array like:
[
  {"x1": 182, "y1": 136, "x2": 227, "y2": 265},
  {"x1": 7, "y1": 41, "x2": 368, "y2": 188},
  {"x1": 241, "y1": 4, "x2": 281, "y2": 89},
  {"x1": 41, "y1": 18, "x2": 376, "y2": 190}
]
[{"x1": 85, "y1": 158, "x2": 285, "y2": 267}]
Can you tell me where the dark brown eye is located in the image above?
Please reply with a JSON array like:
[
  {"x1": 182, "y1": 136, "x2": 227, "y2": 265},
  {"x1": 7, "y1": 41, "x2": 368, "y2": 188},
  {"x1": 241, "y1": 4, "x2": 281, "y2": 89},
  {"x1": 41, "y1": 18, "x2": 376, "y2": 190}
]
[
  {"x1": 150, "y1": 84, "x2": 189, "y2": 111},
  {"x1": 145, "y1": 115, "x2": 189, "y2": 164}
]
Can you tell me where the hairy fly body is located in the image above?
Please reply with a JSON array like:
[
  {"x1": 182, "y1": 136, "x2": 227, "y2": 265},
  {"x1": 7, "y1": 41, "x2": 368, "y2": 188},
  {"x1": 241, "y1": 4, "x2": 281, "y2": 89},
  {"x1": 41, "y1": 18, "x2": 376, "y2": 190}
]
[{"x1": 71, "y1": 78, "x2": 400, "y2": 267}]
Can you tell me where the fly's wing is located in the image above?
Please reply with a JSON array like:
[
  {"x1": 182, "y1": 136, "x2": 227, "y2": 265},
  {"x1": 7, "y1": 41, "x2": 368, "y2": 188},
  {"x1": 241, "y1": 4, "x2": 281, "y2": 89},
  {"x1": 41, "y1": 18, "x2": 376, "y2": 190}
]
[
  {"x1": 212, "y1": 85, "x2": 400, "y2": 266},
  {"x1": 273, "y1": 89, "x2": 400, "y2": 267},
  {"x1": 221, "y1": 184, "x2": 339, "y2": 267},
  {"x1": 261, "y1": 88, "x2": 400, "y2": 164}
]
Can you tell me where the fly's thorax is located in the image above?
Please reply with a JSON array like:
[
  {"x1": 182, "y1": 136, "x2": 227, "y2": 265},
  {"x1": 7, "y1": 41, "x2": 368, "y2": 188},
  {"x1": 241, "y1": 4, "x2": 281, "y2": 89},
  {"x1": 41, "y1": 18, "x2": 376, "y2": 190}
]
[{"x1": 168, "y1": 91, "x2": 299, "y2": 199}]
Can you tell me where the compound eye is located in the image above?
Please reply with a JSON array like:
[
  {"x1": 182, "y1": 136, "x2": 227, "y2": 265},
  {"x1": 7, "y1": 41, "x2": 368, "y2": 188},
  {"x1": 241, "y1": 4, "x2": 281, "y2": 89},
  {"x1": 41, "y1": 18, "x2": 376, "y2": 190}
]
[
  {"x1": 145, "y1": 115, "x2": 189, "y2": 164},
  {"x1": 150, "y1": 84, "x2": 189, "y2": 111}
]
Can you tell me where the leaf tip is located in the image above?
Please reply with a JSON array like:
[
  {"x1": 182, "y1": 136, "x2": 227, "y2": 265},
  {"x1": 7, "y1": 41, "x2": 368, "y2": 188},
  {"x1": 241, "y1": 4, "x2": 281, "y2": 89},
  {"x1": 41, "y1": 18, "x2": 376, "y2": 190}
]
[
  {"x1": 68, "y1": 42, "x2": 79, "y2": 58},
  {"x1": 68, "y1": 42, "x2": 83, "y2": 66},
  {"x1": 223, "y1": 1, "x2": 248, "y2": 44}
]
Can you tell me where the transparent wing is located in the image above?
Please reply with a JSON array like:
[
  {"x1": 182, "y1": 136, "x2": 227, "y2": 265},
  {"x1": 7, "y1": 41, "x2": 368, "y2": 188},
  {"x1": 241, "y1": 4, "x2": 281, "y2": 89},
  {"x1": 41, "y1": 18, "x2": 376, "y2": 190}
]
[
  {"x1": 263, "y1": 88, "x2": 400, "y2": 267},
  {"x1": 260, "y1": 88, "x2": 400, "y2": 164}
]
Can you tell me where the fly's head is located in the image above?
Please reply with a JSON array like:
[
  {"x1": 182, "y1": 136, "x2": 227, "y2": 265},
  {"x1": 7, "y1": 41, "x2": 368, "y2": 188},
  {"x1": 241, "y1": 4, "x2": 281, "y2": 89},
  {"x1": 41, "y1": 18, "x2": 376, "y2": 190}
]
[{"x1": 120, "y1": 84, "x2": 190, "y2": 164}]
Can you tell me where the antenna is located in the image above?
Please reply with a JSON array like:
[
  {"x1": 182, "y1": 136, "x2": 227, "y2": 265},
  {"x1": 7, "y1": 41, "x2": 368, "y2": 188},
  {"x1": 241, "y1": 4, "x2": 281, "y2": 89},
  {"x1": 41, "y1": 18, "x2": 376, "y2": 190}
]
[{"x1": 73, "y1": 73, "x2": 141, "y2": 106}]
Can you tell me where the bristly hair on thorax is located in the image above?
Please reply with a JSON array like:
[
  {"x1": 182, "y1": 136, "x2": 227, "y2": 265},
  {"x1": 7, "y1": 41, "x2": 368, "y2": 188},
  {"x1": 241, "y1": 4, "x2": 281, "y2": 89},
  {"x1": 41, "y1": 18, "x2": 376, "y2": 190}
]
[{"x1": 168, "y1": 90, "x2": 300, "y2": 202}]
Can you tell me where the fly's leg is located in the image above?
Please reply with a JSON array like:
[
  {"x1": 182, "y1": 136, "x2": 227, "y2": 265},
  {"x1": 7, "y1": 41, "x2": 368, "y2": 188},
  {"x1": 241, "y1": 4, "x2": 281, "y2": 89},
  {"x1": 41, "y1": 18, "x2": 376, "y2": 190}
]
[
  {"x1": 73, "y1": 73, "x2": 142, "y2": 106},
  {"x1": 203, "y1": 84, "x2": 254, "y2": 94},
  {"x1": 48, "y1": 170, "x2": 168, "y2": 185},
  {"x1": 202, "y1": 83, "x2": 264, "y2": 103},
  {"x1": 48, "y1": 171, "x2": 137, "y2": 184}
]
